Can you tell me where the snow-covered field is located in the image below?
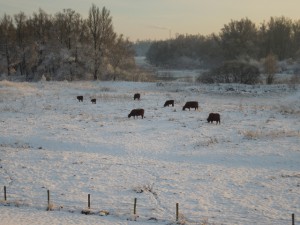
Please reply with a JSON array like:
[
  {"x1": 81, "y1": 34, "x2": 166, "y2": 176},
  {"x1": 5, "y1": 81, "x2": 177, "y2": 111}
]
[{"x1": 0, "y1": 80, "x2": 299, "y2": 225}]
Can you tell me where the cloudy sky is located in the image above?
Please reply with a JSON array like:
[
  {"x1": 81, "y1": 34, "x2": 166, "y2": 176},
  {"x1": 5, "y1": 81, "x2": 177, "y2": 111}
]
[{"x1": 1, "y1": 0, "x2": 299, "y2": 41}]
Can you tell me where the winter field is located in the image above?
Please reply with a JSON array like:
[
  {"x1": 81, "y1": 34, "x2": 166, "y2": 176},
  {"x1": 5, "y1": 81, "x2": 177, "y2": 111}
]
[{"x1": 0, "y1": 80, "x2": 299, "y2": 225}]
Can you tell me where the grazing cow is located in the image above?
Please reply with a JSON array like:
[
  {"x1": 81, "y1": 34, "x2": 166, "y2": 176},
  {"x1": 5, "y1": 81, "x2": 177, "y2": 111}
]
[
  {"x1": 164, "y1": 100, "x2": 174, "y2": 107},
  {"x1": 91, "y1": 98, "x2": 96, "y2": 104},
  {"x1": 134, "y1": 93, "x2": 140, "y2": 100},
  {"x1": 182, "y1": 101, "x2": 198, "y2": 111},
  {"x1": 207, "y1": 113, "x2": 221, "y2": 124},
  {"x1": 77, "y1": 95, "x2": 83, "y2": 102},
  {"x1": 128, "y1": 108, "x2": 144, "y2": 119}
]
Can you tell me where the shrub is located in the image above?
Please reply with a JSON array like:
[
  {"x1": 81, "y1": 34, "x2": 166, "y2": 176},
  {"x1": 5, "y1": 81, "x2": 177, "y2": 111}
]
[{"x1": 198, "y1": 60, "x2": 260, "y2": 84}]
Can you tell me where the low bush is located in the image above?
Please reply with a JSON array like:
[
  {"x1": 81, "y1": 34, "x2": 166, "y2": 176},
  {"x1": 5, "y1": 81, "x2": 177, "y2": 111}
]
[{"x1": 198, "y1": 60, "x2": 260, "y2": 84}]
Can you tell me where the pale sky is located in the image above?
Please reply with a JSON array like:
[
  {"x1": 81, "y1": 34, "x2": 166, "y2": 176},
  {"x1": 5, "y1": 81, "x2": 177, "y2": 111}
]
[{"x1": 1, "y1": 0, "x2": 300, "y2": 41}]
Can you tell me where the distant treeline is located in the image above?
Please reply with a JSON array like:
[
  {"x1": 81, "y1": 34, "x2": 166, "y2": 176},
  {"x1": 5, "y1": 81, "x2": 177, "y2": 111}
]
[
  {"x1": 0, "y1": 5, "x2": 151, "y2": 81},
  {"x1": 145, "y1": 17, "x2": 300, "y2": 70}
]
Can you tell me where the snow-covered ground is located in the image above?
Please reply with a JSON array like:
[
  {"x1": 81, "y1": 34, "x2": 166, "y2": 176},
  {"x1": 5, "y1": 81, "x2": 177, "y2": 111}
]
[{"x1": 0, "y1": 80, "x2": 299, "y2": 225}]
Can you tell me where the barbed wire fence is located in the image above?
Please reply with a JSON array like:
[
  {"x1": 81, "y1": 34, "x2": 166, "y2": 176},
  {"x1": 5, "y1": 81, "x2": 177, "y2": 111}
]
[{"x1": 1, "y1": 185, "x2": 297, "y2": 225}]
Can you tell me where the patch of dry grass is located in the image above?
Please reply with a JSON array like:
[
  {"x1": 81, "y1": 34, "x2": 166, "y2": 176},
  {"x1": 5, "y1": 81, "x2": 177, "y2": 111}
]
[
  {"x1": 0, "y1": 80, "x2": 36, "y2": 91},
  {"x1": 278, "y1": 105, "x2": 300, "y2": 115},
  {"x1": 93, "y1": 93, "x2": 131, "y2": 101},
  {"x1": 242, "y1": 129, "x2": 300, "y2": 140}
]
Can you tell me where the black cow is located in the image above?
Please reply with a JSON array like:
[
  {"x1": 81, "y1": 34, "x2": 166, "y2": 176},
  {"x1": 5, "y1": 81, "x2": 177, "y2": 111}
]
[
  {"x1": 91, "y1": 99, "x2": 96, "y2": 104},
  {"x1": 134, "y1": 93, "x2": 140, "y2": 100},
  {"x1": 182, "y1": 101, "x2": 198, "y2": 111},
  {"x1": 128, "y1": 108, "x2": 144, "y2": 119},
  {"x1": 77, "y1": 96, "x2": 83, "y2": 102},
  {"x1": 207, "y1": 113, "x2": 221, "y2": 124},
  {"x1": 164, "y1": 100, "x2": 174, "y2": 107}
]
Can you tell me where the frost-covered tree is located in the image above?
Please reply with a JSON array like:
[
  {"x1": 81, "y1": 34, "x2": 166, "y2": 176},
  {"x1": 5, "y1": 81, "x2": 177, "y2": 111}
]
[
  {"x1": 14, "y1": 12, "x2": 29, "y2": 76},
  {"x1": 107, "y1": 34, "x2": 135, "y2": 80},
  {"x1": 219, "y1": 18, "x2": 259, "y2": 60},
  {"x1": 87, "y1": 4, "x2": 116, "y2": 80},
  {"x1": 264, "y1": 17, "x2": 292, "y2": 60},
  {"x1": 0, "y1": 14, "x2": 15, "y2": 76}
]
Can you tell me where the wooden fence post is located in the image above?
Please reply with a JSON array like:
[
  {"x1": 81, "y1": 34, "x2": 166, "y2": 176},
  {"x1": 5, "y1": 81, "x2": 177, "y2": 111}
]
[
  {"x1": 292, "y1": 213, "x2": 295, "y2": 225},
  {"x1": 47, "y1": 190, "x2": 50, "y2": 205},
  {"x1": 88, "y1": 194, "x2": 91, "y2": 209},
  {"x1": 176, "y1": 203, "x2": 179, "y2": 221},
  {"x1": 46, "y1": 190, "x2": 51, "y2": 211},
  {"x1": 4, "y1": 186, "x2": 7, "y2": 201},
  {"x1": 133, "y1": 198, "x2": 137, "y2": 215}
]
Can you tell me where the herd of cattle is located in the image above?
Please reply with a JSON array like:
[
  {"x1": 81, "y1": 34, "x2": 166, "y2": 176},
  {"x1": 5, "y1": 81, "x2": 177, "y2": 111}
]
[{"x1": 76, "y1": 93, "x2": 221, "y2": 124}]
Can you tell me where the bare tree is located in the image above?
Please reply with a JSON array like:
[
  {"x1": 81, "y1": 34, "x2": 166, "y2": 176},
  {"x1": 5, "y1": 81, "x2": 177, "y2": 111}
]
[
  {"x1": 219, "y1": 18, "x2": 259, "y2": 60},
  {"x1": 265, "y1": 17, "x2": 293, "y2": 60},
  {"x1": 14, "y1": 12, "x2": 28, "y2": 76},
  {"x1": 108, "y1": 34, "x2": 135, "y2": 80},
  {"x1": 292, "y1": 20, "x2": 300, "y2": 59},
  {"x1": 31, "y1": 8, "x2": 52, "y2": 44},
  {"x1": 87, "y1": 4, "x2": 116, "y2": 80},
  {"x1": 52, "y1": 9, "x2": 86, "y2": 80},
  {"x1": 0, "y1": 14, "x2": 15, "y2": 76},
  {"x1": 54, "y1": 9, "x2": 81, "y2": 49}
]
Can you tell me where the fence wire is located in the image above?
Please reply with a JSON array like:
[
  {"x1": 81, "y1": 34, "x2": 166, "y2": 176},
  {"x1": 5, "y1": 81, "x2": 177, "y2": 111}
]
[{"x1": 0, "y1": 185, "x2": 297, "y2": 225}]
